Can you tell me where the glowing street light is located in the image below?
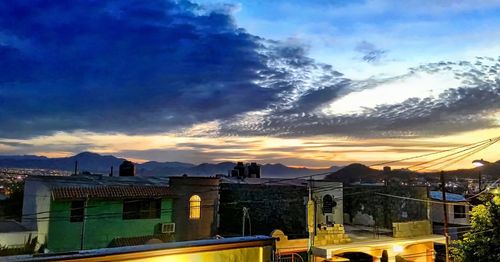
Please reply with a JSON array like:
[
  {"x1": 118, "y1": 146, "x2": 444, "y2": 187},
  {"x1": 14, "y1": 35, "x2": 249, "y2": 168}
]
[
  {"x1": 472, "y1": 159, "x2": 500, "y2": 167},
  {"x1": 393, "y1": 245, "x2": 404, "y2": 254},
  {"x1": 472, "y1": 159, "x2": 485, "y2": 167}
]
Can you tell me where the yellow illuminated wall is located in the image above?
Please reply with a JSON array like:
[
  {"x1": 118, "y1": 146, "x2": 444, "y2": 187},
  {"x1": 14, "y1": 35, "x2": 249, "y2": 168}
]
[{"x1": 107, "y1": 246, "x2": 272, "y2": 262}]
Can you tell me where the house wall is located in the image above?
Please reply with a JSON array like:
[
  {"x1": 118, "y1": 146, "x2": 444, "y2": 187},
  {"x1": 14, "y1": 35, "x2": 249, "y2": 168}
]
[
  {"x1": 46, "y1": 198, "x2": 173, "y2": 252},
  {"x1": 430, "y1": 202, "x2": 470, "y2": 226},
  {"x1": 21, "y1": 177, "x2": 52, "y2": 250},
  {"x1": 0, "y1": 231, "x2": 37, "y2": 248},
  {"x1": 169, "y1": 177, "x2": 220, "y2": 242},
  {"x1": 343, "y1": 185, "x2": 429, "y2": 229},
  {"x1": 311, "y1": 181, "x2": 343, "y2": 226},
  {"x1": 218, "y1": 183, "x2": 308, "y2": 237}
]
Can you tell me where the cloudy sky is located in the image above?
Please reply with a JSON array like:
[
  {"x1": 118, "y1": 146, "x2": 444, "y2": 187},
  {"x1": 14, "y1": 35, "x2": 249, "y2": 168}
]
[{"x1": 0, "y1": 0, "x2": 499, "y2": 169}]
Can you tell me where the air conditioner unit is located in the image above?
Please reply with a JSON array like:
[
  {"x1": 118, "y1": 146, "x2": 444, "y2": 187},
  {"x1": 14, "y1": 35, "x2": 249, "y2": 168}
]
[{"x1": 161, "y1": 223, "x2": 175, "y2": 233}]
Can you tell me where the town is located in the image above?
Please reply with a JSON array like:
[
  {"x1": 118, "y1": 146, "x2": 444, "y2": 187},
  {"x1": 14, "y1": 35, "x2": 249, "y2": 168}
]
[
  {"x1": 1, "y1": 0, "x2": 500, "y2": 261},
  {"x1": 0, "y1": 147, "x2": 499, "y2": 261}
]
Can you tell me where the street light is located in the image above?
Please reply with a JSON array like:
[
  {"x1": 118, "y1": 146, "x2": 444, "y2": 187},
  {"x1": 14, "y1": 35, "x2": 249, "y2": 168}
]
[
  {"x1": 472, "y1": 159, "x2": 485, "y2": 167},
  {"x1": 472, "y1": 159, "x2": 500, "y2": 167}
]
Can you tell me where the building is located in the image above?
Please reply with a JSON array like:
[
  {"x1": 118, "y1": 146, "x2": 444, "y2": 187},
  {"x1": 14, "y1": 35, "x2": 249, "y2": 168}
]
[
  {"x1": 272, "y1": 184, "x2": 446, "y2": 262},
  {"x1": 21, "y1": 174, "x2": 175, "y2": 252},
  {"x1": 343, "y1": 185, "x2": 429, "y2": 229},
  {"x1": 169, "y1": 176, "x2": 220, "y2": 241},
  {"x1": 0, "y1": 220, "x2": 36, "y2": 254},
  {"x1": 218, "y1": 177, "x2": 343, "y2": 239},
  {"x1": 429, "y1": 191, "x2": 471, "y2": 239},
  {"x1": 230, "y1": 162, "x2": 261, "y2": 178}
]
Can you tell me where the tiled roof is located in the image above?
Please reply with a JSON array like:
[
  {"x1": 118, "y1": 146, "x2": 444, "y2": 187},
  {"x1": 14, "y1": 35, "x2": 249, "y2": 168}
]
[{"x1": 51, "y1": 186, "x2": 171, "y2": 200}]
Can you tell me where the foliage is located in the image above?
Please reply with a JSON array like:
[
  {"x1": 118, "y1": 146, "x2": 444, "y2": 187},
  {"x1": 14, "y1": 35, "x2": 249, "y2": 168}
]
[
  {"x1": 451, "y1": 193, "x2": 500, "y2": 262},
  {"x1": 2, "y1": 181, "x2": 25, "y2": 221}
]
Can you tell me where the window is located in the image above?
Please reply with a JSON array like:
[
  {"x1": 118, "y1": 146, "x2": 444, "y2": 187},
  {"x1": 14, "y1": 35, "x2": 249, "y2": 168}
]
[
  {"x1": 454, "y1": 204, "x2": 466, "y2": 219},
  {"x1": 70, "y1": 200, "x2": 85, "y2": 222},
  {"x1": 322, "y1": 194, "x2": 336, "y2": 214},
  {"x1": 123, "y1": 199, "x2": 161, "y2": 220},
  {"x1": 189, "y1": 195, "x2": 201, "y2": 219}
]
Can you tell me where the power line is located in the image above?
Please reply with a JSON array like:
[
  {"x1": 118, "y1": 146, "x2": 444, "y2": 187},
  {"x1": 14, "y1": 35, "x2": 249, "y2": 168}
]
[{"x1": 369, "y1": 136, "x2": 500, "y2": 167}]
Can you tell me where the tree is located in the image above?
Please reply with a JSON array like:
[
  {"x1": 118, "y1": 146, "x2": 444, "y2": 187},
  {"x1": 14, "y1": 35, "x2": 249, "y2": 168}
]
[
  {"x1": 451, "y1": 191, "x2": 500, "y2": 262},
  {"x1": 2, "y1": 182, "x2": 24, "y2": 221}
]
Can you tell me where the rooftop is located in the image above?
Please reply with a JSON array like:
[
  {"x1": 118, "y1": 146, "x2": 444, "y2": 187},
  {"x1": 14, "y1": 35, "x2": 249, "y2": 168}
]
[
  {"x1": 0, "y1": 220, "x2": 32, "y2": 233},
  {"x1": 429, "y1": 191, "x2": 467, "y2": 202},
  {"x1": 27, "y1": 174, "x2": 171, "y2": 200},
  {"x1": 220, "y1": 177, "x2": 341, "y2": 187}
]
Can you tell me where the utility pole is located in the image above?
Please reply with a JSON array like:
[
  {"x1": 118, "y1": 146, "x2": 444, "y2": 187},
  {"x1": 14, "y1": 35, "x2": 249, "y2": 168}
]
[
  {"x1": 74, "y1": 160, "x2": 78, "y2": 175},
  {"x1": 307, "y1": 177, "x2": 315, "y2": 262},
  {"x1": 242, "y1": 207, "x2": 249, "y2": 236},
  {"x1": 478, "y1": 170, "x2": 482, "y2": 192},
  {"x1": 440, "y1": 171, "x2": 450, "y2": 262},
  {"x1": 80, "y1": 196, "x2": 88, "y2": 250}
]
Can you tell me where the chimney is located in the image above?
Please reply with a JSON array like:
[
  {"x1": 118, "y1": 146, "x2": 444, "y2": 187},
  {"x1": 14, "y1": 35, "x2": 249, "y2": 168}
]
[{"x1": 119, "y1": 161, "x2": 135, "y2": 176}]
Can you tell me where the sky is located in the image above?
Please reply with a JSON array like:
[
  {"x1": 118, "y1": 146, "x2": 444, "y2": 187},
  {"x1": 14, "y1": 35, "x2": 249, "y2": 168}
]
[{"x1": 0, "y1": 0, "x2": 499, "y2": 169}]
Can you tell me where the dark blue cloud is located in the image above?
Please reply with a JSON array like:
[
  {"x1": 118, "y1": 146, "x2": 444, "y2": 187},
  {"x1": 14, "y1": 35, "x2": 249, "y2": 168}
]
[
  {"x1": 355, "y1": 40, "x2": 387, "y2": 63},
  {"x1": 0, "y1": 0, "x2": 304, "y2": 138},
  {"x1": 220, "y1": 58, "x2": 500, "y2": 137}
]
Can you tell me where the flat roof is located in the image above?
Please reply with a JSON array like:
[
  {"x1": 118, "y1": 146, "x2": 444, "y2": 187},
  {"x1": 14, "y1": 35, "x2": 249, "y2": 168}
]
[{"x1": 430, "y1": 191, "x2": 467, "y2": 202}]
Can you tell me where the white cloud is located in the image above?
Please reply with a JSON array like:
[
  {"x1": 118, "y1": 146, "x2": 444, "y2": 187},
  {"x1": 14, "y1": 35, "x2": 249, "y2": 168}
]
[{"x1": 323, "y1": 71, "x2": 461, "y2": 115}]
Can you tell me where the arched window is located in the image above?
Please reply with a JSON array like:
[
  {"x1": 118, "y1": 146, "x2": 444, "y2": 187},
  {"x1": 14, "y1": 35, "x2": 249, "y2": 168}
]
[
  {"x1": 322, "y1": 194, "x2": 336, "y2": 214},
  {"x1": 189, "y1": 195, "x2": 201, "y2": 219}
]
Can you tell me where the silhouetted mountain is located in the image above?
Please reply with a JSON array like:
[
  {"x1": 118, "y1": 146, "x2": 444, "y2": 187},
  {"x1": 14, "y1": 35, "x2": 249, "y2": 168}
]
[
  {"x1": 324, "y1": 161, "x2": 500, "y2": 184},
  {"x1": 0, "y1": 151, "x2": 125, "y2": 173},
  {"x1": 324, "y1": 163, "x2": 382, "y2": 183},
  {"x1": 0, "y1": 152, "x2": 341, "y2": 178}
]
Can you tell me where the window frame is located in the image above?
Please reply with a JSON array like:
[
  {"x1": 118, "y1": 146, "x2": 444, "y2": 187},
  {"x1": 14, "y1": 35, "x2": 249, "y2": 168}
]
[
  {"x1": 123, "y1": 198, "x2": 162, "y2": 220},
  {"x1": 70, "y1": 200, "x2": 85, "y2": 223},
  {"x1": 453, "y1": 204, "x2": 466, "y2": 219},
  {"x1": 189, "y1": 195, "x2": 201, "y2": 220}
]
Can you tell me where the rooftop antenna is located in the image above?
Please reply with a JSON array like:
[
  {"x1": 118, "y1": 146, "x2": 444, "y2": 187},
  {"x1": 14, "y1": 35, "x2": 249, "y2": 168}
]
[{"x1": 74, "y1": 160, "x2": 78, "y2": 176}]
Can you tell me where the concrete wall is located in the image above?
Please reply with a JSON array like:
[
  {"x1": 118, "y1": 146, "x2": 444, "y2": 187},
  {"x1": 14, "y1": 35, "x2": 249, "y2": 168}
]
[
  {"x1": 169, "y1": 177, "x2": 220, "y2": 241},
  {"x1": 431, "y1": 202, "x2": 470, "y2": 226},
  {"x1": 343, "y1": 185, "x2": 429, "y2": 229},
  {"x1": 0, "y1": 231, "x2": 36, "y2": 248},
  {"x1": 46, "y1": 198, "x2": 173, "y2": 252},
  {"x1": 311, "y1": 181, "x2": 343, "y2": 226},
  {"x1": 21, "y1": 177, "x2": 52, "y2": 249},
  {"x1": 392, "y1": 220, "x2": 432, "y2": 238}
]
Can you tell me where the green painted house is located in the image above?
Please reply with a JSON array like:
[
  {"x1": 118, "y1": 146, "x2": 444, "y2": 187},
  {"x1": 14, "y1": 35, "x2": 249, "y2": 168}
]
[{"x1": 22, "y1": 175, "x2": 175, "y2": 253}]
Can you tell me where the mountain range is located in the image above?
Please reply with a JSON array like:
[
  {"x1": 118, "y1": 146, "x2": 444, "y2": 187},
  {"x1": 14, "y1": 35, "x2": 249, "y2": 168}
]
[
  {"x1": 0, "y1": 152, "x2": 341, "y2": 178},
  {"x1": 325, "y1": 161, "x2": 500, "y2": 184}
]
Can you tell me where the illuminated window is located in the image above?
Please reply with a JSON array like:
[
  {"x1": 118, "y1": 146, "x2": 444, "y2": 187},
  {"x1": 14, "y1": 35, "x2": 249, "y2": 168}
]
[{"x1": 189, "y1": 195, "x2": 201, "y2": 219}]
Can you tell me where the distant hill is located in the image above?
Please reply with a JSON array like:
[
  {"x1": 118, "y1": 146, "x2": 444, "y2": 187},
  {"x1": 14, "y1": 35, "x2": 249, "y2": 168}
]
[
  {"x1": 324, "y1": 163, "x2": 382, "y2": 183},
  {"x1": 325, "y1": 161, "x2": 500, "y2": 183},
  {"x1": 0, "y1": 152, "x2": 341, "y2": 178}
]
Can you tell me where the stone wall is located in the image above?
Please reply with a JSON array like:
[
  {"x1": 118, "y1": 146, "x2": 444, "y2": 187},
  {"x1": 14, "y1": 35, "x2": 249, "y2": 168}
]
[
  {"x1": 218, "y1": 183, "x2": 308, "y2": 237},
  {"x1": 343, "y1": 185, "x2": 429, "y2": 229}
]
